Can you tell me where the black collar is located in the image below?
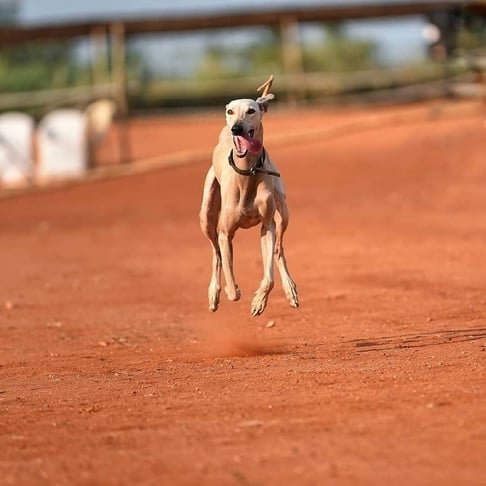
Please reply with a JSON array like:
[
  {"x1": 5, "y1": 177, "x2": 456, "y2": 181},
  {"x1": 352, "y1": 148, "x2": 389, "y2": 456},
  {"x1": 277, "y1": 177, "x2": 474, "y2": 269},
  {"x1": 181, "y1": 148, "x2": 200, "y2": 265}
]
[{"x1": 228, "y1": 148, "x2": 281, "y2": 177}]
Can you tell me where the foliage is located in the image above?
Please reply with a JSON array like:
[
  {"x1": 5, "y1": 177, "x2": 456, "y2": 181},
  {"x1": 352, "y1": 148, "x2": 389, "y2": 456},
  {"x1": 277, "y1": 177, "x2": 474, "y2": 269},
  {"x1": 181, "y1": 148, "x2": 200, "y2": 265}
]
[
  {"x1": 195, "y1": 28, "x2": 283, "y2": 80},
  {"x1": 0, "y1": 41, "x2": 146, "y2": 94},
  {"x1": 194, "y1": 23, "x2": 377, "y2": 81},
  {"x1": 456, "y1": 15, "x2": 486, "y2": 51},
  {"x1": 0, "y1": 42, "x2": 89, "y2": 92},
  {"x1": 303, "y1": 22, "x2": 377, "y2": 72}
]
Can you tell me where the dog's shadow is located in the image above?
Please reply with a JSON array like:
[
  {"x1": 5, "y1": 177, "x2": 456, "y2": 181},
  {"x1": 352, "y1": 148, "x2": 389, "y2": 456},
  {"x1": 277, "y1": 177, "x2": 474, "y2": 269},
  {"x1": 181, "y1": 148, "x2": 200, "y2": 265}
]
[{"x1": 348, "y1": 326, "x2": 486, "y2": 352}]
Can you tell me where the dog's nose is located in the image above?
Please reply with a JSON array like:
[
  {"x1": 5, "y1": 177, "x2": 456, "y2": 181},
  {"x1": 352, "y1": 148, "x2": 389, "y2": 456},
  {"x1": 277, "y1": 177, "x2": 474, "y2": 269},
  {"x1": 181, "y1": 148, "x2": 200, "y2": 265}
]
[{"x1": 231, "y1": 124, "x2": 244, "y2": 136}]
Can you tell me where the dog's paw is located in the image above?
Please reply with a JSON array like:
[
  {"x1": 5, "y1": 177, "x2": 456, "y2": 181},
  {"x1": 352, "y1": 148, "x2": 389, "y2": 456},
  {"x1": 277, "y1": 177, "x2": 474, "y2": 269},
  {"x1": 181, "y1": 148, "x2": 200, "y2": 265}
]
[
  {"x1": 225, "y1": 285, "x2": 241, "y2": 302},
  {"x1": 287, "y1": 289, "x2": 299, "y2": 309},
  {"x1": 284, "y1": 280, "x2": 299, "y2": 308},
  {"x1": 250, "y1": 292, "x2": 268, "y2": 317},
  {"x1": 208, "y1": 285, "x2": 221, "y2": 312},
  {"x1": 208, "y1": 295, "x2": 219, "y2": 312}
]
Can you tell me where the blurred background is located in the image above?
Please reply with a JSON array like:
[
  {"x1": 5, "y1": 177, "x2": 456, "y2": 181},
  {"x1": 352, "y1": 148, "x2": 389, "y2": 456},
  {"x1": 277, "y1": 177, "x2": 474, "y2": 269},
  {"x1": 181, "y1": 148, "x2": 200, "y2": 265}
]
[
  {"x1": 0, "y1": 0, "x2": 485, "y2": 186},
  {"x1": 1, "y1": 0, "x2": 485, "y2": 108}
]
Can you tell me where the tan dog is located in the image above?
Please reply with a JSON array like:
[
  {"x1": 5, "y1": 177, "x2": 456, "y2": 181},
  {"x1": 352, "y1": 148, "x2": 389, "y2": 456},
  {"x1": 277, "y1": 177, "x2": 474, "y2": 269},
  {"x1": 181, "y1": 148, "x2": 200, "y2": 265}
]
[{"x1": 199, "y1": 77, "x2": 299, "y2": 316}]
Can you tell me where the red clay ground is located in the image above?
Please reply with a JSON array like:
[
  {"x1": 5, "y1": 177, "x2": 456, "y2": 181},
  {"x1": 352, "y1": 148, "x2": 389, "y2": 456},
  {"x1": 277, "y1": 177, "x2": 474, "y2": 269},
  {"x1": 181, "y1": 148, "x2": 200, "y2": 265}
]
[{"x1": 1, "y1": 102, "x2": 485, "y2": 485}]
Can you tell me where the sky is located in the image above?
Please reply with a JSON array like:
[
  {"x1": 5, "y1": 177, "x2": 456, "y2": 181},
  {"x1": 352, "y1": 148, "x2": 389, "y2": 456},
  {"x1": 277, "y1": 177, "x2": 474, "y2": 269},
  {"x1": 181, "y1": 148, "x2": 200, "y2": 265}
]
[{"x1": 15, "y1": 0, "x2": 427, "y2": 72}]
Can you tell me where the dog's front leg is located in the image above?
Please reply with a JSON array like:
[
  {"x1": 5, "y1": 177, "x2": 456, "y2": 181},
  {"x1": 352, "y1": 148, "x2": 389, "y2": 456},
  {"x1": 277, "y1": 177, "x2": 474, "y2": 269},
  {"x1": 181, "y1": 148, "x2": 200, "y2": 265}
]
[
  {"x1": 251, "y1": 219, "x2": 276, "y2": 317},
  {"x1": 200, "y1": 167, "x2": 222, "y2": 312},
  {"x1": 218, "y1": 229, "x2": 241, "y2": 302}
]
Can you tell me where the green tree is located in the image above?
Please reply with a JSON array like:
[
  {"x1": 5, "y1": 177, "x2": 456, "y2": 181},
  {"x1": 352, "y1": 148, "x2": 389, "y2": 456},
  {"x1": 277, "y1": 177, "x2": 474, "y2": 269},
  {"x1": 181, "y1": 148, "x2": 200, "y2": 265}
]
[
  {"x1": 194, "y1": 23, "x2": 377, "y2": 81},
  {"x1": 195, "y1": 28, "x2": 283, "y2": 80},
  {"x1": 195, "y1": 44, "x2": 238, "y2": 79},
  {"x1": 457, "y1": 14, "x2": 486, "y2": 51},
  {"x1": 303, "y1": 22, "x2": 377, "y2": 72},
  {"x1": 0, "y1": 42, "x2": 88, "y2": 92}
]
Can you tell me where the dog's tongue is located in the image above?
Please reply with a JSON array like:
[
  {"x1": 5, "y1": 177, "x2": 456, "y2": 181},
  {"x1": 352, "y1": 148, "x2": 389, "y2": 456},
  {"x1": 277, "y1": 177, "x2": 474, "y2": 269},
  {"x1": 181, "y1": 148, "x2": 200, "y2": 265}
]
[{"x1": 236, "y1": 134, "x2": 262, "y2": 154}]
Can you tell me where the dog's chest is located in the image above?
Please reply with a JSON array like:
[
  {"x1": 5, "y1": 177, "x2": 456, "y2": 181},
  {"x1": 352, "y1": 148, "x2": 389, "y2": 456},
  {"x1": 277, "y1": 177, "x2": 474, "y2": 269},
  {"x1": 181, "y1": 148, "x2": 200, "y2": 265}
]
[{"x1": 236, "y1": 203, "x2": 261, "y2": 229}]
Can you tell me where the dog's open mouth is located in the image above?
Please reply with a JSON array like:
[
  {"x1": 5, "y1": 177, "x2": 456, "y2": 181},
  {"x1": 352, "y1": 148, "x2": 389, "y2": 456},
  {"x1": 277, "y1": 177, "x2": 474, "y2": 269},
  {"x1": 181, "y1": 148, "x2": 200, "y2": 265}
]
[{"x1": 233, "y1": 129, "x2": 262, "y2": 156}]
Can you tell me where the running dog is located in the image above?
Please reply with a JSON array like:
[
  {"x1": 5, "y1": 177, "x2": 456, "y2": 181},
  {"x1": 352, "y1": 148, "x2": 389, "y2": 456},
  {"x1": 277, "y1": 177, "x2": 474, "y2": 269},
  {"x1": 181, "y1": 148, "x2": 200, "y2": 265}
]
[{"x1": 199, "y1": 76, "x2": 299, "y2": 317}]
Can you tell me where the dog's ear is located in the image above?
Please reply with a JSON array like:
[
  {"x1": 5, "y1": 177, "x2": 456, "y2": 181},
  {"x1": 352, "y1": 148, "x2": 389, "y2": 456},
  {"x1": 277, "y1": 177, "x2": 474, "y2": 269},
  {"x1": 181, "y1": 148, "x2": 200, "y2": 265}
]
[{"x1": 256, "y1": 94, "x2": 275, "y2": 113}]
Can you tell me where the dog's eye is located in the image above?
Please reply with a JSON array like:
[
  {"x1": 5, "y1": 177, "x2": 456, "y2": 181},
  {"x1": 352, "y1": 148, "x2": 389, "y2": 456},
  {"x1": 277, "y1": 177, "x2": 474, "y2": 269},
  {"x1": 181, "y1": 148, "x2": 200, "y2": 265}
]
[
  {"x1": 227, "y1": 109, "x2": 234, "y2": 115},
  {"x1": 247, "y1": 108, "x2": 256, "y2": 114}
]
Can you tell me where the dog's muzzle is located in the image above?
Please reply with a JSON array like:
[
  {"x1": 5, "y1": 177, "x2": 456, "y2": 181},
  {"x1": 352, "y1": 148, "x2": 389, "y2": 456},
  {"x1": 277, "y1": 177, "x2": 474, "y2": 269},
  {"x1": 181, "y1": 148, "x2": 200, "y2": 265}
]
[{"x1": 231, "y1": 124, "x2": 244, "y2": 136}]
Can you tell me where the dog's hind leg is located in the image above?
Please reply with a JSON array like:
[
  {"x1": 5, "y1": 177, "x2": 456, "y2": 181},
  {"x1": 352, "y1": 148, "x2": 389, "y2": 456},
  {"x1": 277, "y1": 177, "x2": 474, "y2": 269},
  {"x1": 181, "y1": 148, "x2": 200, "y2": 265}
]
[
  {"x1": 199, "y1": 167, "x2": 222, "y2": 312},
  {"x1": 274, "y1": 196, "x2": 299, "y2": 309}
]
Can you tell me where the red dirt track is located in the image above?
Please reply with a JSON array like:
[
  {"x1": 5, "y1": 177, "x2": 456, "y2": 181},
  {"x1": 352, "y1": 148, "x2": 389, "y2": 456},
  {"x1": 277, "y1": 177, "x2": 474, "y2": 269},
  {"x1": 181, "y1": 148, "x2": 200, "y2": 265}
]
[{"x1": 1, "y1": 103, "x2": 485, "y2": 485}]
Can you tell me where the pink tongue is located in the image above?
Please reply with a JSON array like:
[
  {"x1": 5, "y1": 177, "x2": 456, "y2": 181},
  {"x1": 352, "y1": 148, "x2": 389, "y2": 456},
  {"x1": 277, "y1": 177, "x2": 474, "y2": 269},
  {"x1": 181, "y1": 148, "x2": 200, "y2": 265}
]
[{"x1": 237, "y1": 134, "x2": 262, "y2": 154}]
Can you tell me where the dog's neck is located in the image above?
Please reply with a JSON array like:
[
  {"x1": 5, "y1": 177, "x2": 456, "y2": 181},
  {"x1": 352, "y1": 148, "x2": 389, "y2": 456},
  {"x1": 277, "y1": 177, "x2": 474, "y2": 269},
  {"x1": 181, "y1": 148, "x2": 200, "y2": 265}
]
[{"x1": 233, "y1": 147, "x2": 263, "y2": 166}]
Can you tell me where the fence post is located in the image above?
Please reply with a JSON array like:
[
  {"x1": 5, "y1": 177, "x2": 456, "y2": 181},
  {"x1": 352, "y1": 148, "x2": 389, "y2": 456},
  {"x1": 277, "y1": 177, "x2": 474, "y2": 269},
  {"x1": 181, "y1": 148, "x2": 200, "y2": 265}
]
[
  {"x1": 280, "y1": 15, "x2": 306, "y2": 105},
  {"x1": 110, "y1": 22, "x2": 131, "y2": 164},
  {"x1": 110, "y1": 22, "x2": 129, "y2": 117},
  {"x1": 89, "y1": 26, "x2": 109, "y2": 88}
]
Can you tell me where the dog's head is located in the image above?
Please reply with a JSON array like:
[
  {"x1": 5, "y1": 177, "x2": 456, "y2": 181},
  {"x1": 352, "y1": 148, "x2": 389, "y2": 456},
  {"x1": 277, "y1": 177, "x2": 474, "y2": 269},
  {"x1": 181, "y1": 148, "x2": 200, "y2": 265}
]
[{"x1": 225, "y1": 93, "x2": 274, "y2": 157}]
